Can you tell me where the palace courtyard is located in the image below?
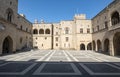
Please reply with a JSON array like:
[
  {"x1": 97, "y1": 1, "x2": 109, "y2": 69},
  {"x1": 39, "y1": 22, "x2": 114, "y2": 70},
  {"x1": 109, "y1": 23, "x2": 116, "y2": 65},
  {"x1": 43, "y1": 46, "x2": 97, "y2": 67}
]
[{"x1": 0, "y1": 50, "x2": 120, "y2": 77}]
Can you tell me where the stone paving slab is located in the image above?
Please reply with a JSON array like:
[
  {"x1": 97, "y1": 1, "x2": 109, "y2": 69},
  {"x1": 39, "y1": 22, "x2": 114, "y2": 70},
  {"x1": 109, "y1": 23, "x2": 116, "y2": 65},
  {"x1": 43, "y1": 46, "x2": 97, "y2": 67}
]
[
  {"x1": 0, "y1": 62, "x2": 37, "y2": 75},
  {"x1": 79, "y1": 63, "x2": 120, "y2": 75},
  {"x1": 33, "y1": 63, "x2": 81, "y2": 75}
]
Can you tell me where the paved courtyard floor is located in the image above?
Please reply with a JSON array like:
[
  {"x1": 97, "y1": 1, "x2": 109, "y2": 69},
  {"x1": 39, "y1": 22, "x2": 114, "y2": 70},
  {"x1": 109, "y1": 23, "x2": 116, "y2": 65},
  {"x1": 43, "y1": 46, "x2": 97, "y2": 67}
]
[{"x1": 0, "y1": 50, "x2": 120, "y2": 77}]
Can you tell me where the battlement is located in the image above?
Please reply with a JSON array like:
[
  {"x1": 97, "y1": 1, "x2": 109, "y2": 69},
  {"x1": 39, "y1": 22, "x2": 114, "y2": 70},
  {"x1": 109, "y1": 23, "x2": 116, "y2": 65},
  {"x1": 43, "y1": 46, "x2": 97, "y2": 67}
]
[{"x1": 74, "y1": 14, "x2": 86, "y2": 20}]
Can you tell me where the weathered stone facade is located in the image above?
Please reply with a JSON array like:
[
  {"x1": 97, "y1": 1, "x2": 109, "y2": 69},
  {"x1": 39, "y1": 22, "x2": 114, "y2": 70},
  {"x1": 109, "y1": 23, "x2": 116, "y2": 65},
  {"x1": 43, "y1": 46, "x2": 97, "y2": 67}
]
[
  {"x1": 92, "y1": 0, "x2": 120, "y2": 56},
  {"x1": 33, "y1": 14, "x2": 92, "y2": 50},
  {"x1": 0, "y1": 0, "x2": 32, "y2": 55}
]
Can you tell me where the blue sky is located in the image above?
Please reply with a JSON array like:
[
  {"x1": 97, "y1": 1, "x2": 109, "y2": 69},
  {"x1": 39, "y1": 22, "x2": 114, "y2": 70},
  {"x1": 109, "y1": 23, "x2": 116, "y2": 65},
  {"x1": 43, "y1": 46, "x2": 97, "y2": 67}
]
[{"x1": 18, "y1": 0, "x2": 113, "y2": 23}]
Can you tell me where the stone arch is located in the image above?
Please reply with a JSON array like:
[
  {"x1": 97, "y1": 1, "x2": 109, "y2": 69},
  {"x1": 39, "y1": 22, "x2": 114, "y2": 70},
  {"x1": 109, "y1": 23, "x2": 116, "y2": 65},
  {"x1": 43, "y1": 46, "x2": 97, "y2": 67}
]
[
  {"x1": 33, "y1": 29, "x2": 38, "y2": 34},
  {"x1": 104, "y1": 39, "x2": 110, "y2": 53},
  {"x1": 113, "y1": 32, "x2": 120, "y2": 55},
  {"x1": 97, "y1": 40, "x2": 102, "y2": 52},
  {"x1": 6, "y1": 8, "x2": 14, "y2": 22},
  {"x1": 80, "y1": 43, "x2": 85, "y2": 50},
  {"x1": 111, "y1": 11, "x2": 120, "y2": 25},
  {"x1": 87, "y1": 43, "x2": 92, "y2": 50},
  {"x1": 2, "y1": 36, "x2": 13, "y2": 54},
  {"x1": 45, "y1": 29, "x2": 50, "y2": 34},
  {"x1": 39, "y1": 29, "x2": 44, "y2": 34},
  {"x1": 93, "y1": 41, "x2": 96, "y2": 51}
]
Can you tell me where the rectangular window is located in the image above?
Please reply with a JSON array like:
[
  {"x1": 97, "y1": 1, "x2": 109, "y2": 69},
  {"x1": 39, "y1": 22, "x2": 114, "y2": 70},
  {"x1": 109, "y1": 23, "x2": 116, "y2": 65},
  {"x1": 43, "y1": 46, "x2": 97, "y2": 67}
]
[
  {"x1": 97, "y1": 26, "x2": 99, "y2": 31},
  {"x1": 66, "y1": 37, "x2": 69, "y2": 42},
  {"x1": 105, "y1": 21, "x2": 108, "y2": 29},
  {"x1": 87, "y1": 28, "x2": 90, "y2": 33},
  {"x1": 65, "y1": 27, "x2": 69, "y2": 34},
  {"x1": 80, "y1": 28, "x2": 83, "y2": 33},
  {"x1": 56, "y1": 32, "x2": 58, "y2": 35},
  {"x1": 56, "y1": 37, "x2": 58, "y2": 41}
]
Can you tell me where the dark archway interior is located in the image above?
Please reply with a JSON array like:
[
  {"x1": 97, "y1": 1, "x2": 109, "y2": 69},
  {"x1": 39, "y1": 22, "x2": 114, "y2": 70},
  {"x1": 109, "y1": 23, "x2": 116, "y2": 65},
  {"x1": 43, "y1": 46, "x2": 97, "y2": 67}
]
[
  {"x1": 33, "y1": 29, "x2": 38, "y2": 34},
  {"x1": 113, "y1": 33, "x2": 120, "y2": 56},
  {"x1": 104, "y1": 39, "x2": 109, "y2": 53},
  {"x1": 39, "y1": 29, "x2": 44, "y2": 34},
  {"x1": 2, "y1": 36, "x2": 13, "y2": 54},
  {"x1": 87, "y1": 43, "x2": 92, "y2": 50},
  {"x1": 80, "y1": 44, "x2": 85, "y2": 50},
  {"x1": 93, "y1": 41, "x2": 96, "y2": 51},
  {"x1": 45, "y1": 29, "x2": 50, "y2": 34}
]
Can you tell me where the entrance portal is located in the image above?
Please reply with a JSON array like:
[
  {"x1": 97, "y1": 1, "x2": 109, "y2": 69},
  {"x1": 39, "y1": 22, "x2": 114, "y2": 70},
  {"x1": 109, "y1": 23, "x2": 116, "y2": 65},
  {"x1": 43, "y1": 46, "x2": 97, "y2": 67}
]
[
  {"x1": 2, "y1": 36, "x2": 13, "y2": 54},
  {"x1": 80, "y1": 44, "x2": 85, "y2": 50}
]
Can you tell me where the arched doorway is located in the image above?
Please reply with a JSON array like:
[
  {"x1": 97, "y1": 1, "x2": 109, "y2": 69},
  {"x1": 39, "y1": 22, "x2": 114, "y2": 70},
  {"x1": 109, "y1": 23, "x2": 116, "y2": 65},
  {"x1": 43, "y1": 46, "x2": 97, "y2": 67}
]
[
  {"x1": 2, "y1": 36, "x2": 13, "y2": 54},
  {"x1": 87, "y1": 43, "x2": 92, "y2": 50},
  {"x1": 93, "y1": 41, "x2": 96, "y2": 51},
  {"x1": 113, "y1": 33, "x2": 120, "y2": 55},
  {"x1": 97, "y1": 40, "x2": 102, "y2": 52},
  {"x1": 104, "y1": 39, "x2": 109, "y2": 53},
  {"x1": 80, "y1": 44, "x2": 85, "y2": 50}
]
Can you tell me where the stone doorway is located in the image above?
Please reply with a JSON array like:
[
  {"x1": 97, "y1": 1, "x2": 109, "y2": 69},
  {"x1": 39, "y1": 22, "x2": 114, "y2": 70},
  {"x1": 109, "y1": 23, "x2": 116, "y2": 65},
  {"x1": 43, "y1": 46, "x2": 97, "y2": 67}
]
[
  {"x1": 80, "y1": 44, "x2": 85, "y2": 50},
  {"x1": 2, "y1": 36, "x2": 13, "y2": 54}
]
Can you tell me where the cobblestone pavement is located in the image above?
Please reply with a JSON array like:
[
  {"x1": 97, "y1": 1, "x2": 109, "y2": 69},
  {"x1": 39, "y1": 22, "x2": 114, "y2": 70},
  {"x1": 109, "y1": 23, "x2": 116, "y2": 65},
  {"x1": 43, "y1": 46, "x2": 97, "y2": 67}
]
[{"x1": 0, "y1": 50, "x2": 120, "y2": 77}]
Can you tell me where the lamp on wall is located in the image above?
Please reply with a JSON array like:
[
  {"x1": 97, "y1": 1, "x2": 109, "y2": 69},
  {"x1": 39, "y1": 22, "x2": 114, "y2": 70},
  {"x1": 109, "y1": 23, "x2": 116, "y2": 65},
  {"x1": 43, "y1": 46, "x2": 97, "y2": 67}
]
[{"x1": 0, "y1": 23, "x2": 5, "y2": 31}]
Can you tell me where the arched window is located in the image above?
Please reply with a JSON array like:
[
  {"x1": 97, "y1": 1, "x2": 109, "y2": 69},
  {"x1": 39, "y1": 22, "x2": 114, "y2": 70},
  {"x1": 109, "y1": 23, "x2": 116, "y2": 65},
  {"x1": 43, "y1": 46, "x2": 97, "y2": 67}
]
[
  {"x1": 111, "y1": 11, "x2": 120, "y2": 25},
  {"x1": 33, "y1": 29, "x2": 38, "y2": 34},
  {"x1": 45, "y1": 29, "x2": 50, "y2": 34},
  {"x1": 65, "y1": 27, "x2": 69, "y2": 34},
  {"x1": 39, "y1": 29, "x2": 44, "y2": 34},
  {"x1": 6, "y1": 8, "x2": 13, "y2": 22}
]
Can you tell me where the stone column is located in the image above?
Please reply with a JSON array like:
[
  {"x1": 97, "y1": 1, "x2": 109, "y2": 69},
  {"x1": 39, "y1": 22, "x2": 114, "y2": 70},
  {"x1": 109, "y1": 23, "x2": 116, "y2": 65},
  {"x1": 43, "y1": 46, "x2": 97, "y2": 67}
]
[{"x1": 96, "y1": 42, "x2": 98, "y2": 51}]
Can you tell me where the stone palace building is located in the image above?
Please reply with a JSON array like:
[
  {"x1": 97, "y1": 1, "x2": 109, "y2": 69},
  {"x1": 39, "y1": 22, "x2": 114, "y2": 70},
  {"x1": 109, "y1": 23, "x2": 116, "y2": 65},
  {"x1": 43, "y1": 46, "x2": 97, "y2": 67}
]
[
  {"x1": 0, "y1": 0, "x2": 120, "y2": 56},
  {"x1": 0, "y1": 0, "x2": 32, "y2": 55},
  {"x1": 33, "y1": 14, "x2": 92, "y2": 51}
]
